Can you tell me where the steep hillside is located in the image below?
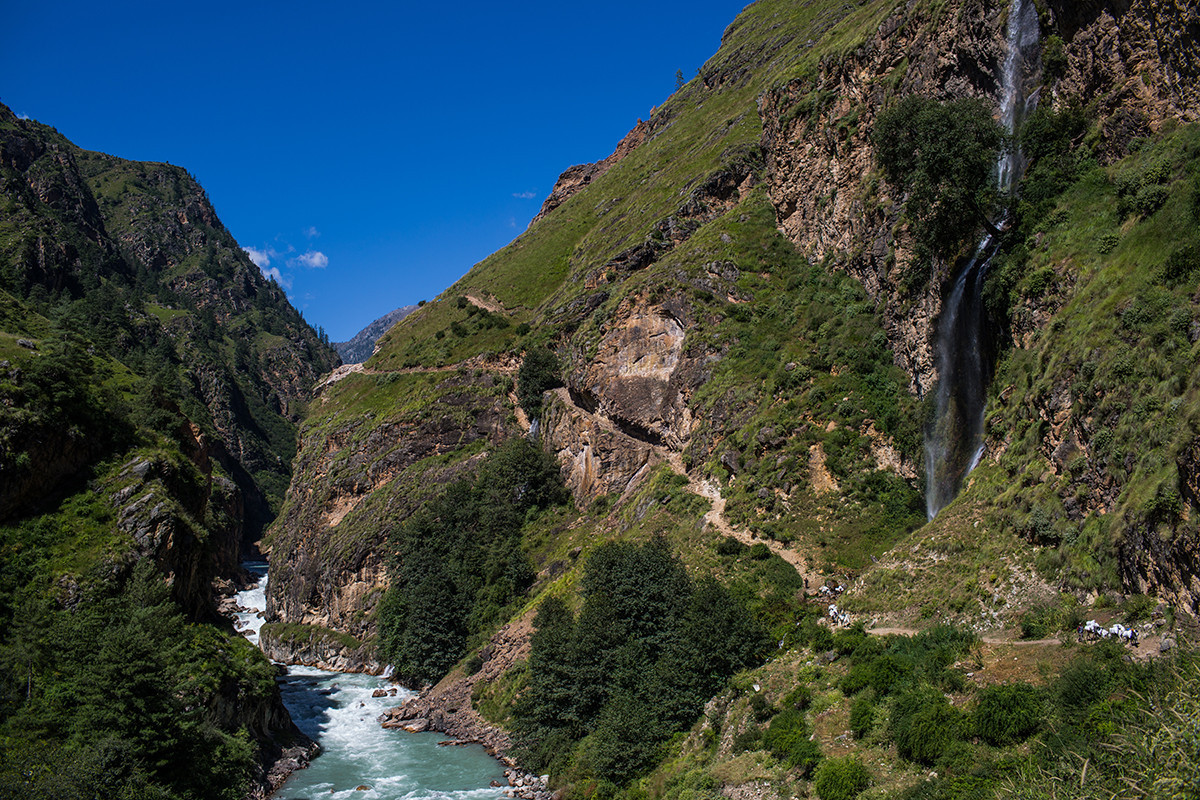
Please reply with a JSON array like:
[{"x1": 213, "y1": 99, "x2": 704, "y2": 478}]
[
  {"x1": 265, "y1": 0, "x2": 1200, "y2": 797},
  {"x1": 0, "y1": 104, "x2": 336, "y2": 797}
]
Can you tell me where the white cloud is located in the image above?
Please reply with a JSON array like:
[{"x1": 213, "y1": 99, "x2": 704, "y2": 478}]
[
  {"x1": 262, "y1": 265, "x2": 292, "y2": 289},
  {"x1": 243, "y1": 246, "x2": 271, "y2": 268},
  {"x1": 304, "y1": 226, "x2": 320, "y2": 238},
  {"x1": 512, "y1": 190, "x2": 537, "y2": 199},
  {"x1": 295, "y1": 250, "x2": 328, "y2": 269},
  {"x1": 16, "y1": 112, "x2": 30, "y2": 121}
]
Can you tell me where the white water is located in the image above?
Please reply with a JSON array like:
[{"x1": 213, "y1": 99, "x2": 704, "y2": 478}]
[
  {"x1": 996, "y1": 0, "x2": 1041, "y2": 197},
  {"x1": 234, "y1": 561, "x2": 269, "y2": 646},
  {"x1": 233, "y1": 568, "x2": 507, "y2": 800},
  {"x1": 924, "y1": 0, "x2": 1040, "y2": 519}
]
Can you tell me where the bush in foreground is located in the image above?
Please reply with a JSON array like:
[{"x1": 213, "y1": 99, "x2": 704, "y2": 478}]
[{"x1": 814, "y1": 756, "x2": 871, "y2": 800}]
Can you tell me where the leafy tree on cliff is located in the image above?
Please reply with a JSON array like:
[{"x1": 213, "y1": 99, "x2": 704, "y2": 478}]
[
  {"x1": 874, "y1": 96, "x2": 1007, "y2": 263},
  {"x1": 516, "y1": 346, "x2": 562, "y2": 418}
]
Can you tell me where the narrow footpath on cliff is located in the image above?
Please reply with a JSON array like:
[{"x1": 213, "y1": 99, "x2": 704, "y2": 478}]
[{"x1": 541, "y1": 387, "x2": 825, "y2": 589}]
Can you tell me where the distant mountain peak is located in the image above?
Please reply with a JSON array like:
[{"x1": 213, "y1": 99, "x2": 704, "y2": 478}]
[{"x1": 334, "y1": 305, "x2": 418, "y2": 363}]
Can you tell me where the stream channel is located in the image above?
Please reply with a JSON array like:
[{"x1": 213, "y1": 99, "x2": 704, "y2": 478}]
[{"x1": 234, "y1": 563, "x2": 508, "y2": 800}]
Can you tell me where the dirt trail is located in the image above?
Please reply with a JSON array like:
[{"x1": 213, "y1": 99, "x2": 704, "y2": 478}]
[
  {"x1": 538, "y1": 386, "x2": 820, "y2": 586},
  {"x1": 660, "y1": 451, "x2": 823, "y2": 587},
  {"x1": 867, "y1": 626, "x2": 1059, "y2": 646},
  {"x1": 464, "y1": 294, "x2": 505, "y2": 313}
]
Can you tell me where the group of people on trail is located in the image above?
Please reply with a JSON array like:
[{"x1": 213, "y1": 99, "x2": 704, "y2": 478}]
[
  {"x1": 1078, "y1": 619, "x2": 1139, "y2": 645},
  {"x1": 828, "y1": 603, "x2": 851, "y2": 628}
]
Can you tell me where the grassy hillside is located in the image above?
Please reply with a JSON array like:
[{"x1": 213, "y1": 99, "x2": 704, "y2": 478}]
[{"x1": 269, "y1": 0, "x2": 1200, "y2": 797}]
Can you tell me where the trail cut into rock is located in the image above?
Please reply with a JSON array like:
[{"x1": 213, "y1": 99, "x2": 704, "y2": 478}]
[{"x1": 661, "y1": 451, "x2": 824, "y2": 588}]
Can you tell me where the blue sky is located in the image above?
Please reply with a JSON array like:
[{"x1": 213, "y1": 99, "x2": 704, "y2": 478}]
[{"x1": 3, "y1": 0, "x2": 749, "y2": 341}]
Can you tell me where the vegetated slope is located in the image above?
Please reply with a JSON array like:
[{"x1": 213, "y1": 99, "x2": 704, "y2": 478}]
[
  {"x1": 334, "y1": 304, "x2": 418, "y2": 363},
  {"x1": 0, "y1": 103, "x2": 338, "y2": 798},
  {"x1": 266, "y1": 0, "x2": 1200, "y2": 798},
  {"x1": 266, "y1": 0, "x2": 927, "y2": 670}
]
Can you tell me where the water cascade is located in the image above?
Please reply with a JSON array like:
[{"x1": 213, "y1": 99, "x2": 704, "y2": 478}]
[
  {"x1": 924, "y1": 0, "x2": 1040, "y2": 518},
  {"x1": 233, "y1": 568, "x2": 507, "y2": 800}
]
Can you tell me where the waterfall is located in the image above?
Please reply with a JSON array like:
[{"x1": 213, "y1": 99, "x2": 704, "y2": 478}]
[{"x1": 924, "y1": 0, "x2": 1040, "y2": 519}]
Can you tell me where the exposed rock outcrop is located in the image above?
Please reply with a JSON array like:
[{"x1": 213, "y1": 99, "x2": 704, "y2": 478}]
[
  {"x1": 761, "y1": 0, "x2": 1013, "y2": 395},
  {"x1": 1049, "y1": 0, "x2": 1200, "y2": 159},
  {"x1": 760, "y1": 0, "x2": 1198, "y2": 395},
  {"x1": 573, "y1": 298, "x2": 696, "y2": 450},
  {"x1": 379, "y1": 613, "x2": 534, "y2": 756},
  {"x1": 541, "y1": 388, "x2": 663, "y2": 502},
  {"x1": 260, "y1": 623, "x2": 381, "y2": 674},
  {"x1": 533, "y1": 119, "x2": 650, "y2": 223},
  {"x1": 264, "y1": 370, "x2": 516, "y2": 663}
]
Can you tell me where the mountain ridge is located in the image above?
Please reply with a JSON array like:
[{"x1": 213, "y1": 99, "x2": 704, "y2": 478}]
[
  {"x1": 334, "y1": 304, "x2": 418, "y2": 363},
  {"x1": 0, "y1": 101, "x2": 336, "y2": 797}
]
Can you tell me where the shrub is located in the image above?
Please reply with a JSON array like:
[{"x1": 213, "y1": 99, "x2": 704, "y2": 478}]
[
  {"x1": 732, "y1": 726, "x2": 763, "y2": 753},
  {"x1": 849, "y1": 693, "x2": 875, "y2": 739},
  {"x1": 1042, "y1": 35, "x2": 1067, "y2": 78},
  {"x1": 892, "y1": 688, "x2": 963, "y2": 765},
  {"x1": 749, "y1": 543, "x2": 771, "y2": 560},
  {"x1": 783, "y1": 684, "x2": 813, "y2": 711},
  {"x1": 813, "y1": 756, "x2": 871, "y2": 800},
  {"x1": 764, "y1": 708, "x2": 822, "y2": 776},
  {"x1": 809, "y1": 625, "x2": 835, "y2": 653},
  {"x1": 974, "y1": 682, "x2": 1043, "y2": 745},
  {"x1": 842, "y1": 652, "x2": 914, "y2": 696},
  {"x1": 717, "y1": 537, "x2": 747, "y2": 557},
  {"x1": 1161, "y1": 243, "x2": 1200, "y2": 285},
  {"x1": 1053, "y1": 658, "x2": 1112, "y2": 723},
  {"x1": 1122, "y1": 594, "x2": 1157, "y2": 623},
  {"x1": 1134, "y1": 184, "x2": 1169, "y2": 216},
  {"x1": 749, "y1": 692, "x2": 776, "y2": 722}
]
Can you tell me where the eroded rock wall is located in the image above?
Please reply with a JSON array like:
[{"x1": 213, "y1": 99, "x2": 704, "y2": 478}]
[{"x1": 263, "y1": 370, "x2": 515, "y2": 663}]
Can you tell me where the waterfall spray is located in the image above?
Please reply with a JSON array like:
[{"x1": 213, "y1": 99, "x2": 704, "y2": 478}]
[{"x1": 924, "y1": 0, "x2": 1040, "y2": 519}]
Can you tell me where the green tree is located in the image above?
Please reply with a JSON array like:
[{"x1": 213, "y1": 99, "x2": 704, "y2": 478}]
[
  {"x1": 513, "y1": 539, "x2": 765, "y2": 783},
  {"x1": 516, "y1": 346, "x2": 561, "y2": 417},
  {"x1": 874, "y1": 96, "x2": 1007, "y2": 262},
  {"x1": 378, "y1": 437, "x2": 567, "y2": 686}
]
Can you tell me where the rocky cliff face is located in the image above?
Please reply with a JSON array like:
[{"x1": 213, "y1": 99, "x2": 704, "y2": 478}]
[
  {"x1": 761, "y1": 0, "x2": 1197, "y2": 394},
  {"x1": 760, "y1": 0, "x2": 1011, "y2": 394},
  {"x1": 262, "y1": 366, "x2": 517, "y2": 666},
  {"x1": 1048, "y1": 0, "x2": 1199, "y2": 154}
]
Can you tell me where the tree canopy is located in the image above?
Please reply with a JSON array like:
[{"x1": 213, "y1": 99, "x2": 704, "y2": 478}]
[{"x1": 874, "y1": 96, "x2": 1008, "y2": 261}]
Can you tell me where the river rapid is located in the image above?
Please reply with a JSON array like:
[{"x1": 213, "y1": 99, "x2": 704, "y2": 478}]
[{"x1": 234, "y1": 564, "x2": 508, "y2": 800}]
